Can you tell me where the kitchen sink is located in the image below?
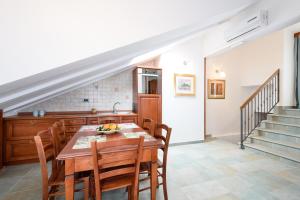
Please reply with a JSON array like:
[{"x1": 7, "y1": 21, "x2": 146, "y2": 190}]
[{"x1": 114, "y1": 111, "x2": 132, "y2": 114}]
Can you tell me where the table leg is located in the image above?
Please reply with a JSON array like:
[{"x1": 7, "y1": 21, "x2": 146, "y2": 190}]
[
  {"x1": 150, "y1": 149, "x2": 158, "y2": 200},
  {"x1": 65, "y1": 159, "x2": 75, "y2": 200}
]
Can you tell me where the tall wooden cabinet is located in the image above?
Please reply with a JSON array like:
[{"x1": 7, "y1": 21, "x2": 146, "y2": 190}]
[{"x1": 133, "y1": 67, "x2": 162, "y2": 127}]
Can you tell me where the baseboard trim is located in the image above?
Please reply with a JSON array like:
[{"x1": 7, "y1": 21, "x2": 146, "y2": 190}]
[
  {"x1": 170, "y1": 140, "x2": 204, "y2": 147},
  {"x1": 210, "y1": 132, "x2": 240, "y2": 137}
]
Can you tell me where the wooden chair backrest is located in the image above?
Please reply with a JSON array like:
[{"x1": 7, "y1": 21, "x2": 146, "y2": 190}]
[
  {"x1": 154, "y1": 124, "x2": 172, "y2": 167},
  {"x1": 142, "y1": 118, "x2": 154, "y2": 136},
  {"x1": 91, "y1": 137, "x2": 144, "y2": 199},
  {"x1": 50, "y1": 121, "x2": 67, "y2": 157},
  {"x1": 34, "y1": 129, "x2": 56, "y2": 199},
  {"x1": 98, "y1": 117, "x2": 120, "y2": 124}
]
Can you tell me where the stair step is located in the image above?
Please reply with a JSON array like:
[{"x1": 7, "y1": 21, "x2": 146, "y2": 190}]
[
  {"x1": 255, "y1": 127, "x2": 300, "y2": 138},
  {"x1": 275, "y1": 106, "x2": 300, "y2": 116},
  {"x1": 244, "y1": 143, "x2": 300, "y2": 163},
  {"x1": 267, "y1": 114, "x2": 300, "y2": 124},
  {"x1": 262, "y1": 120, "x2": 300, "y2": 128},
  {"x1": 268, "y1": 114, "x2": 300, "y2": 119},
  {"x1": 250, "y1": 135, "x2": 300, "y2": 149},
  {"x1": 279, "y1": 108, "x2": 300, "y2": 117},
  {"x1": 284, "y1": 108, "x2": 300, "y2": 111}
]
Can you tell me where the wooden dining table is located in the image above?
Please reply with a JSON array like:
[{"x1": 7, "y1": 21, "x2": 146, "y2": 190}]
[{"x1": 57, "y1": 123, "x2": 162, "y2": 200}]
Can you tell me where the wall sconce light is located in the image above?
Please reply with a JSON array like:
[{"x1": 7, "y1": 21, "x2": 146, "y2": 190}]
[
  {"x1": 215, "y1": 69, "x2": 226, "y2": 79},
  {"x1": 183, "y1": 60, "x2": 189, "y2": 66}
]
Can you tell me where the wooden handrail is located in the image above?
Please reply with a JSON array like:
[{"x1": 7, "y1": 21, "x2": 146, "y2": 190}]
[{"x1": 240, "y1": 69, "x2": 280, "y2": 109}]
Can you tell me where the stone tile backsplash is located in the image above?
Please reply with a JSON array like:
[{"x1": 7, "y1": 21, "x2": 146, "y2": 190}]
[{"x1": 22, "y1": 70, "x2": 133, "y2": 112}]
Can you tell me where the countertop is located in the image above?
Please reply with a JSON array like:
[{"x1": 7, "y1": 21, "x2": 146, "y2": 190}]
[{"x1": 4, "y1": 111, "x2": 137, "y2": 120}]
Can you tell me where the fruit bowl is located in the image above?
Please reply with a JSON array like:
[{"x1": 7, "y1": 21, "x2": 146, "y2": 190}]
[{"x1": 96, "y1": 123, "x2": 121, "y2": 134}]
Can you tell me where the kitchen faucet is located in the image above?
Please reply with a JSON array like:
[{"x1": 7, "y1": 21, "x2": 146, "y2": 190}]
[{"x1": 112, "y1": 102, "x2": 120, "y2": 114}]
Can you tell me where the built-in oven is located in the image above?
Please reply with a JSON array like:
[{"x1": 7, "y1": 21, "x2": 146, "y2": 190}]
[{"x1": 137, "y1": 68, "x2": 162, "y2": 94}]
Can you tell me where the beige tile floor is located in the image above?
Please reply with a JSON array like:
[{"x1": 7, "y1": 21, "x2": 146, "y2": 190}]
[{"x1": 0, "y1": 136, "x2": 300, "y2": 200}]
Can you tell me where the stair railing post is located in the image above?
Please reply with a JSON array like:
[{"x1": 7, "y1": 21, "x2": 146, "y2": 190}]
[
  {"x1": 277, "y1": 70, "x2": 280, "y2": 103},
  {"x1": 240, "y1": 108, "x2": 244, "y2": 149}
]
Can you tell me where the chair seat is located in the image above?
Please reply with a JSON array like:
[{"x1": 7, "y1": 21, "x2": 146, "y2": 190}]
[
  {"x1": 49, "y1": 165, "x2": 90, "y2": 186},
  {"x1": 140, "y1": 159, "x2": 163, "y2": 172},
  {"x1": 102, "y1": 174, "x2": 135, "y2": 192}
]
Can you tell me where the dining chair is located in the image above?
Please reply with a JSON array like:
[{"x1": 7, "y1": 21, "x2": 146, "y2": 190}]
[
  {"x1": 34, "y1": 130, "x2": 90, "y2": 200},
  {"x1": 98, "y1": 116, "x2": 120, "y2": 124},
  {"x1": 142, "y1": 118, "x2": 154, "y2": 136},
  {"x1": 50, "y1": 121, "x2": 67, "y2": 157},
  {"x1": 90, "y1": 137, "x2": 144, "y2": 200},
  {"x1": 139, "y1": 124, "x2": 172, "y2": 200}
]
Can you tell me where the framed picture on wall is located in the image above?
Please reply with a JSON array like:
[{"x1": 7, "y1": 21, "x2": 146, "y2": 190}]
[
  {"x1": 208, "y1": 79, "x2": 225, "y2": 99},
  {"x1": 174, "y1": 74, "x2": 196, "y2": 96}
]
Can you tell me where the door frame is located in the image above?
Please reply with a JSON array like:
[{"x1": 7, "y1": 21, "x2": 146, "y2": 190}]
[{"x1": 204, "y1": 57, "x2": 207, "y2": 139}]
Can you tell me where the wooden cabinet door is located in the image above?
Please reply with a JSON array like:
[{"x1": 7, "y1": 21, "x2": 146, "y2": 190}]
[
  {"x1": 5, "y1": 139, "x2": 38, "y2": 163},
  {"x1": 63, "y1": 118, "x2": 86, "y2": 126},
  {"x1": 121, "y1": 116, "x2": 138, "y2": 124},
  {"x1": 87, "y1": 117, "x2": 98, "y2": 125},
  {"x1": 6, "y1": 119, "x2": 56, "y2": 140},
  {"x1": 138, "y1": 95, "x2": 161, "y2": 127}
]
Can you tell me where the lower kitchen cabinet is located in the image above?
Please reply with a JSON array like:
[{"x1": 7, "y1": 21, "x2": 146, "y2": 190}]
[
  {"x1": 5, "y1": 139, "x2": 38, "y2": 164},
  {"x1": 3, "y1": 113, "x2": 138, "y2": 165},
  {"x1": 137, "y1": 94, "x2": 162, "y2": 127}
]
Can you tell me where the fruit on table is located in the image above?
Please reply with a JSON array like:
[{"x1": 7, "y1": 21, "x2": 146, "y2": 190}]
[
  {"x1": 103, "y1": 124, "x2": 110, "y2": 129},
  {"x1": 109, "y1": 124, "x2": 117, "y2": 130},
  {"x1": 97, "y1": 123, "x2": 120, "y2": 131}
]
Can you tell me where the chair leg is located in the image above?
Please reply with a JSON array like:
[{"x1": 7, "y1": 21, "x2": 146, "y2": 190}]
[
  {"x1": 127, "y1": 186, "x2": 131, "y2": 200},
  {"x1": 132, "y1": 186, "x2": 137, "y2": 200},
  {"x1": 162, "y1": 174, "x2": 168, "y2": 200},
  {"x1": 89, "y1": 176, "x2": 96, "y2": 200},
  {"x1": 83, "y1": 178, "x2": 90, "y2": 200}
]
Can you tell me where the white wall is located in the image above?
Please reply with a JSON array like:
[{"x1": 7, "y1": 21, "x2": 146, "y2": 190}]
[
  {"x1": 159, "y1": 37, "x2": 205, "y2": 144},
  {"x1": 206, "y1": 31, "x2": 283, "y2": 136}
]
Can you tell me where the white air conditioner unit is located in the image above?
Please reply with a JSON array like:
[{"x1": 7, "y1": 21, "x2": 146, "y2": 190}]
[{"x1": 224, "y1": 10, "x2": 269, "y2": 43}]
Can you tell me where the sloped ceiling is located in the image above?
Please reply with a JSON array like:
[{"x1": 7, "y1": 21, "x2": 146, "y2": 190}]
[{"x1": 0, "y1": 0, "x2": 259, "y2": 115}]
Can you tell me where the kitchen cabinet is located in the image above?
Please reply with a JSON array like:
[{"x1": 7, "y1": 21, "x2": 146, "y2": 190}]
[
  {"x1": 5, "y1": 139, "x2": 37, "y2": 163},
  {"x1": 4, "y1": 119, "x2": 56, "y2": 164},
  {"x1": 3, "y1": 112, "x2": 137, "y2": 165},
  {"x1": 63, "y1": 118, "x2": 86, "y2": 139},
  {"x1": 136, "y1": 94, "x2": 161, "y2": 127},
  {"x1": 5, "y1": 119, "x2": 56, "y2": 140}
]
